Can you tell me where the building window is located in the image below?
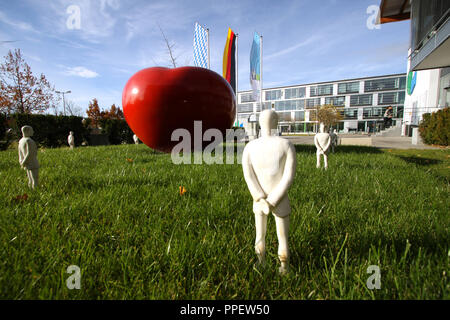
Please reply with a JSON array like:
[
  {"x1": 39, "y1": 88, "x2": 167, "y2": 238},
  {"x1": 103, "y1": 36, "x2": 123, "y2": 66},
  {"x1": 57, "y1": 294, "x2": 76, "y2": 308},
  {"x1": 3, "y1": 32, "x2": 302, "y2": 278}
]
[
  {"x1": 265, "y1": 90, "x2": 282, "y2": 101},
  {"x1": 350, "y1": 94, "x2": 373, "y2": 106},
  {"x1": 305, "y1": 98, "x2": 321, "y2": 108},
  {"x1": 278, "y1": 112, "x2": 292, "y2": 122},
  {"x1": 275, "y1": 99, "x2": 305, "y2": 111},
  {"x1": 325, "y1": 96, "x2": 345, "y2": 106},
  {"x1": 237, "y1": 103, "x2": 254, "y2": 113},
  {"x1": 294, "y1": 111, "x2": 305, "y2": 121},
  {"x1": 378, "y1": 91, "x2": 405, "y2": 105},
  {"x1": 338, "y1": 81, "x2": 359, "y2": 94},
  {"x1": 364, "y1": 77, "x2": 406, "y2": 92},
  {"x1": 340, "y1": 108, "x2": 358, "y2": 120},
  {"x1": 285, "y1": 87, "x2": 306, "y2": 99},
  {"x1": 310, "y1": 84, "x2": 333, "y2": 96},
  {"x1": 240, "y1": 93, "x2": 255, "y2": 103}
]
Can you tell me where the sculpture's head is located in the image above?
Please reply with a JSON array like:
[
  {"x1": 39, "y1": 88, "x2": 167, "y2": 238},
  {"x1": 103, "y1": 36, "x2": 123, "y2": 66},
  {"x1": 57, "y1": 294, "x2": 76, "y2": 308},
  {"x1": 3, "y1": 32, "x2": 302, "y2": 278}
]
[
  {"x1": 259, "y1": 109, "x2": 278, "y2": 137},
  {"x1": 319, "y1": 122, "x2": 325, "y2": 133},
  {"x1": 21, "y1": 125, "x2": 34, "y2": 138},
  {"x1": 333, "y1": 129, "x2": 337, "y2": 133},
  {"x1": 70, "y1": 131, "x2": 74, "y2": 135}
]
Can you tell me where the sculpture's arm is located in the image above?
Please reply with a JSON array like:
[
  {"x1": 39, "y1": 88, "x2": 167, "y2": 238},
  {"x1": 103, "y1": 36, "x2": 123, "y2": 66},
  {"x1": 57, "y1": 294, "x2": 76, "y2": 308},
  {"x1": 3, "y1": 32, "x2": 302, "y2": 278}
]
[
  {"x1": 242, "y1": 146, "x2": 266, "y2": 202},
  {"x1": 314, "y1": 136, "x2": 323, "y2": 152},
  {"x1": 20, "y1": 141, "x2": 30, "y2": 166},
  {"x1": 266, "y1": 143, "x2": 296, "y2": 207}
]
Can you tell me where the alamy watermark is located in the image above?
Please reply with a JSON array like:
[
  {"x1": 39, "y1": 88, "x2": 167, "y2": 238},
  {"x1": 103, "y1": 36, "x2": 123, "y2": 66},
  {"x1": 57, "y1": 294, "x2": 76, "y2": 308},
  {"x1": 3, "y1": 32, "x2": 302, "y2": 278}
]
[
  {"x1": 66, "y1": 5, "x2": 81, "y2": 30},
  {"x1": 66, "y1": 265, "x2": 81, "y2": 289},
  {"x1": 366, "y1": 265, "x2": 381, "y2": 289},
  {"x1": 366, "y1": 5, "x2": 380, "y2": 30}
]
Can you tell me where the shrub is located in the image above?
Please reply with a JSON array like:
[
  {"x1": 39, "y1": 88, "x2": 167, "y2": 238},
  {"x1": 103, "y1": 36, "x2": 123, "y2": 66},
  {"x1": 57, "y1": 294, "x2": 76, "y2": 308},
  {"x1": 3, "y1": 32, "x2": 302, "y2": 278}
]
[
  {"x1": 98, "y1": 118, "x2": 134, "y2": 145},
  {"x1": 419, "y1": 107, "x2": 450, "y2": 146}
]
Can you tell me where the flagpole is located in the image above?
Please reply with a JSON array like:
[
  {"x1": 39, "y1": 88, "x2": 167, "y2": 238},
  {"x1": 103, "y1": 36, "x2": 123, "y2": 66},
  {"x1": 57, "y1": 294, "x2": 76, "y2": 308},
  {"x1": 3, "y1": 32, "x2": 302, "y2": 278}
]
[
  {"x1": 236, "y1": 33, "x2": 239, "y2": 96},
  {"x1": 207, "y1": 27, "x2": 210, "y2": 69}
]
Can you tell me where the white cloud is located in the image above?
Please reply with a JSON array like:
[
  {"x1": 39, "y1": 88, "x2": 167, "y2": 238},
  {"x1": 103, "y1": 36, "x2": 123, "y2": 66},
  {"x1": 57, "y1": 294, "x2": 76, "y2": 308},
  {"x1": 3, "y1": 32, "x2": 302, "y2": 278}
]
[{"x1": 64, "y1": 66, "x2": 99, "y2": 78}]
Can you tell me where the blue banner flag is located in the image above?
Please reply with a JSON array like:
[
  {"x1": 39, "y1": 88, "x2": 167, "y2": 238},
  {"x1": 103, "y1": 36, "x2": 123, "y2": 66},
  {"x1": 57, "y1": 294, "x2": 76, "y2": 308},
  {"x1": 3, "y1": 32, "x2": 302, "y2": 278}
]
[
  {"x1": 193, "y1": 22, "x2": 208, "y2": 68},
  {"x1": 250, "y1": 32, "x2": 261, "y2": 101}
]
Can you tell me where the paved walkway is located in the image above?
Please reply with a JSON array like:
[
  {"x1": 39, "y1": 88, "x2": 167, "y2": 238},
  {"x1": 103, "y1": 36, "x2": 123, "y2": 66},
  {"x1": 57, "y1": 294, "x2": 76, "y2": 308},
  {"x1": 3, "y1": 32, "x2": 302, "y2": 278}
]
[{"x1": 283, "y1": 134, "x2": 445, "y2": 150}]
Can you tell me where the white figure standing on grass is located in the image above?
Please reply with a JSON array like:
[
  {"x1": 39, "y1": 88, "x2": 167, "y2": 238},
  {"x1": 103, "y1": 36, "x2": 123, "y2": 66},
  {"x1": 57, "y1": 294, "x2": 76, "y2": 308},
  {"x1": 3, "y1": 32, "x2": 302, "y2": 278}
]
[
  {"x1": 314, "y1": 123, "x2": 331, "y2": 169},
  {"x1": 242, "y1": 110, "x2": 297, "y2": 274},
  {"x1": 68, "y1": 131, "x2": 75, "y2": 149},
  {"x1": 18, "y1": 125, "x2": 39, "y2": 189},
  {"x1": 133, "y1": 134, "x2": 139, "y2": 144},
  {"x1": 330, "y1": 129, "x2": 338, "y2": 153}
]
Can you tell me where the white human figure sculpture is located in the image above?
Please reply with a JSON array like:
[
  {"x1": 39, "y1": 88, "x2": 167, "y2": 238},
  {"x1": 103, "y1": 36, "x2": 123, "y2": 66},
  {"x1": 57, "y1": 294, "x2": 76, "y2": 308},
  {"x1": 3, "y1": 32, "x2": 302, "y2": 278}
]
[
  {"x1": 133, "y1": 134, "x2": 139, "y2": 144},
  {"x1": 330, "y1": 129, "x2": 338, "y2": 153},
  {"x1": 18, "y1": 126, "x2": 39, "y2": 189},
  {"x1": 314, "y1": 123, "x2": 331, "y2": 169},
  {"x1": 68, "y1": 131, "x2": 75, "y2": 149},
  {"x1": 242, "y1": 110, "x2": 297, "y2": 274}
]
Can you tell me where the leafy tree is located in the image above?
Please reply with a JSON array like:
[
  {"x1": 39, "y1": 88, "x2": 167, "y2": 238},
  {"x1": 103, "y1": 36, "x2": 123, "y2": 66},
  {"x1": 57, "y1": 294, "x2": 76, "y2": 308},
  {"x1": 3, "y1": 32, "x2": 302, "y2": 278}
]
[
  {"x1": 0, "y1": 49, "x2": 57, "y2": 114},
  {"x1": 86, "y1": 98, "x2": 102, "y2": 127},
  {"x1": 86, "y1": 99, "x2": 124, "y2": 127},
  {"x1": 310, "y1": 104, "x2": 343, "y2": 130}
]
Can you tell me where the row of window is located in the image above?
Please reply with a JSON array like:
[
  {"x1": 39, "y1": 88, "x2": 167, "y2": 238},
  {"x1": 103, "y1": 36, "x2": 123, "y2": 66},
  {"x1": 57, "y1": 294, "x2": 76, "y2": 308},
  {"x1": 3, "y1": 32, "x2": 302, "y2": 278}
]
[
  {"x1": 238, "y1": 106, "x2": 403, "y2": 123},
  {"x1": 239, "y1": 92, "x2": 405, "y2": 112},
  {"x1": 242, "y1": 76, "x2": 406, "y2": 103}
]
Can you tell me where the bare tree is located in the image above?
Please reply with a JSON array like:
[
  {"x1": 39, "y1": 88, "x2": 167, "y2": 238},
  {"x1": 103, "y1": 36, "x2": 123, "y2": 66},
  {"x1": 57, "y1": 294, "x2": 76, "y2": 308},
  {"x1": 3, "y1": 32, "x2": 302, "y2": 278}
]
[
  {"x1": 157, "y1": 24, "x2": 180, "y2": 68},
  {"x1": 65, "y1": 100, "x2": 84, "y2": 117}
]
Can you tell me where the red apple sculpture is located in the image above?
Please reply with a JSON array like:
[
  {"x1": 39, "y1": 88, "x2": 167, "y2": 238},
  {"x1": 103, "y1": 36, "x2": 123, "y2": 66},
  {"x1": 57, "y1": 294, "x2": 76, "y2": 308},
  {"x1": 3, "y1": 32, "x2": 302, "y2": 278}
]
[{"x1": 122, "y1": 67, "x2": 236, "y2": 153}]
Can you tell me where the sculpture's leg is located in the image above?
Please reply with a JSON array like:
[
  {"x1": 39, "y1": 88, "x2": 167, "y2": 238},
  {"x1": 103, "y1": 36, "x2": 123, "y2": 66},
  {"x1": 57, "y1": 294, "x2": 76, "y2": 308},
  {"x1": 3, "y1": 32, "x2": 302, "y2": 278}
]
[
  {"x1": 274, "y1": 215, "x2": 290, "y2": 274},
  {"x1": 324, "y1": 153, "x2": 328, "y2": 170},
  {"x1": 316, "y1": 151, "x2": 321, "y2": 168},
  {"x1": 254, "y1": 211, "x2": 268, "y2": 266},
  {"x1": 26, "y1": 170, "x2": 32, "y2": 188},
  {"x1": 30, "y1": 169, "x2": 39, "y2": 189}
]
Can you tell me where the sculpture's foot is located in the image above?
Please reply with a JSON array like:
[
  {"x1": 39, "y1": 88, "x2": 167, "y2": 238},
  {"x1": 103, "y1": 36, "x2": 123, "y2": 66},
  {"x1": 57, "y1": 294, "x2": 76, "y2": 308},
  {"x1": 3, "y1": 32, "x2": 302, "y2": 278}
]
[{"x1": 279, "y1": 262, "x2": 289, "y2": 275}]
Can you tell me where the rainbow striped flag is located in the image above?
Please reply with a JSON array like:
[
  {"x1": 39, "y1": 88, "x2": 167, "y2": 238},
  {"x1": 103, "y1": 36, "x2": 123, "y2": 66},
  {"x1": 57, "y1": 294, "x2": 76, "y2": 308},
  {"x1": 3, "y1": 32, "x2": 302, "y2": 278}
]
[{"x1": 223, "y1": 28, "x2": 236, "y2": 93}]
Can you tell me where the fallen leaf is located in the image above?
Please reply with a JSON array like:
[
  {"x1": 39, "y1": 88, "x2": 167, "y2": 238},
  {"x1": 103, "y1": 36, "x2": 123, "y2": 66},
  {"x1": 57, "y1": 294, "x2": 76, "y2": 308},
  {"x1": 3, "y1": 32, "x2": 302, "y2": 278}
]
[
  {"x1": 179, "y1": 186, "x2": 186, "y2": 196},
  {"x1": 126, "y1": 158, "x2": 133, "y2": 163},
  {"x1": 13, "y1": 193, "x2": 28, "y2": 202}
]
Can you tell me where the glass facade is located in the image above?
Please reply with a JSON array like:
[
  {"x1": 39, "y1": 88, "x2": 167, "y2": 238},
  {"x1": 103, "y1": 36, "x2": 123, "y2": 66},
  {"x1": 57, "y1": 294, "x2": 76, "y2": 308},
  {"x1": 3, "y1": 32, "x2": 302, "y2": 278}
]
[
  {"x1": 265, "y1": 90, "x2": 282, "y2": 101},
  {"x1": 237, "y1": 103, "x2": 253, "y2": 113},
  {"x1": 378, "y1": 91, "x2": 405, "y2": 105},
  {"x1": 411, "y1": 0, "x2": 450, "y2": 51},
  {"x1": 305, "y1": 98, "x2": 321, "y2": 108},
  {"x1": 285, "y1": 87, "x2": 306, "y2": 99},
  {"x1": 310, "y1": 84, "x2": 333, "y2": 96},
  {"x1": 325, "y1": 96, "x2": 345, "y2": 106},
  {"x1": 338, "y1": 81, "x2": 359, "y2": 94},
  {"x1": 237, "y1": 74, "x2": 407, "y2": 133},
  {"x1": 364, "y1": 77, "x2": 406, "y2": 92},
  {"x1": 350, "y1": 94, "x2": 373, "y2": 106},
  {"x1": 275, "y1": 99, "x2": 305, "y2": 111},
  {"x1": 240, "y1": 93, "x2": 256, "y2": 103}
]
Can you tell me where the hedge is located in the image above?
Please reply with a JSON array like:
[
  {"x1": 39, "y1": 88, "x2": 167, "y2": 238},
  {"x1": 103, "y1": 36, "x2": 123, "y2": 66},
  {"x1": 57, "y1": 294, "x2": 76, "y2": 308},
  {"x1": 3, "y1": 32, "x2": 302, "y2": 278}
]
[
  {"x1": 1, "y1": 113, "x2": 90, "y2": 148},
  {"x1": 98, "y1": 118, "x2": 134, "y2": 145},
  {"x1": 419, "y1": 107, "x2": 450, "y2": 146}
]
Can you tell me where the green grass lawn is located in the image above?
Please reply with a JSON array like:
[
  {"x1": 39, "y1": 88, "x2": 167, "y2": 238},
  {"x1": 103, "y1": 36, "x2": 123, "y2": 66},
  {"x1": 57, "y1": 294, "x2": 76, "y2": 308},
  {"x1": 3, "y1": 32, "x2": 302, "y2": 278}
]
[{"x1": 0, "y1": 143, "x2": 448, "y2": 299}]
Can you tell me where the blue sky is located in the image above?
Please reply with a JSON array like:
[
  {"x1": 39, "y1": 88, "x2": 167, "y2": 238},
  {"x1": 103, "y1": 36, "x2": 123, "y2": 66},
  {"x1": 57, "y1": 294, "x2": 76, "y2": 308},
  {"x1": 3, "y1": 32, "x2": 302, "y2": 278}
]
[{"x1": 0, "y1": 0, "x2": 410, "y2": 114}]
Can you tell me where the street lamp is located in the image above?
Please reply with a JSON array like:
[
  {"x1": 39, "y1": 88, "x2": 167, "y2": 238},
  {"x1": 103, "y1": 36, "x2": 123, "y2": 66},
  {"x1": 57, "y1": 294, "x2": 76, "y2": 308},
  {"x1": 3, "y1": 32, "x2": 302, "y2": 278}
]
[{"x1": 55, "y1": 90, "x2": 71, "y2": 115}]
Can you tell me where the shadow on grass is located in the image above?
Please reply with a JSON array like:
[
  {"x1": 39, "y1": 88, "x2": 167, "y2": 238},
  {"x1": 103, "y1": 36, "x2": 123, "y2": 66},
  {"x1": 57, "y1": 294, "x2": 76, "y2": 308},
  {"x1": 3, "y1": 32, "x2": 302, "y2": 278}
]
[
  {"x1": 294, "y1": 144, "x2": 383, "y2": 154},
  {"x1": 396, "y1": 155, "x2": 442, "y2": 166}
]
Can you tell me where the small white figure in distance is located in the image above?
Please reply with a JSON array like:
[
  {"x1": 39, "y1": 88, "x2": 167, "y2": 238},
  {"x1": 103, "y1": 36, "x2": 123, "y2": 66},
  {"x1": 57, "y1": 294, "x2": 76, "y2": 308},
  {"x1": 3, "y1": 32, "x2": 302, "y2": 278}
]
[
  {"x1": 68, "y1": 131, "x2": 75, "y2": 149},
  {"x1": 18, "y1": 125, "x2": 39, "y2": 189},
  {"x1": 133, "y1": 134, "x2": 139, "y2": 145},
  {"x1": 314, "y1": 123, "x2": 331, "y2": 169},
  {"x1": 242, "y1": 110, "x2": 297, "y2": 274}
]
